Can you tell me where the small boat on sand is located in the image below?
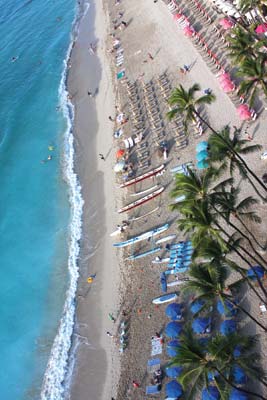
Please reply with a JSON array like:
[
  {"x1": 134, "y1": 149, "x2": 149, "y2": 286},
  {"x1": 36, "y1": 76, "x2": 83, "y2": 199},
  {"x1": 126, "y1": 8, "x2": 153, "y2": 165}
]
[
  {"x1": 167, "y1": 278, "x2": 189, "y2": 287},
  {"x1": 152, "y1": 257, "x2": 170, "y2": 264},
  {"x1": 113, "y1": 223, "x2": 169, "y2": 248},
  {"x1": 118, "y1": 186, "x2": 164, "y2": 214},
  {"x1": 127, "y1": 247, "x2": 161, "y2": 260},
  {"x1": 129, "y1": 184, "x2": 158, "y2": 197},
  {"x1": 152, "y1": 293, "x2": 178, "y2": 304},
  {"x1": 155, "y1": 234, "x2": 176, "y2": 245},
  {"x1": 120, "y1": 164, "x2": 165, "y2": 188}
]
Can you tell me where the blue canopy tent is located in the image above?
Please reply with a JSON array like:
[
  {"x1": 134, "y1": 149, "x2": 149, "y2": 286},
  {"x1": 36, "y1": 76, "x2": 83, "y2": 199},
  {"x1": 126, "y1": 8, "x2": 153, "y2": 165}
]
[
  {"x1": 165, "y1": 303, "x2": 183, "y2": 320},
  {"x1": 196, "y1": 149, "x2": 209, "y2": 161},
  {"x1": 192, "y1": 317, "x2": 211, "y2": 334},
  {"x1": 196, "y1": 141, "x2": 208, "y2": 152},
  {"x1": 230, "y1": 389, "x2": 248, "y2": 400},
  {"x1": 220, "y1": 319, "x2": 237, "y2": 335},
  {"x1": 197, "y1": 159, "x2": 209, "y2": 170},
  {"x1": 190, "y1": 299, "x2": 205, "y2": 314},
  {"x1": 217, "y1": 299, "x2": 237, "y2": 316},
  {"x1": 202, "y1": 386, "x2": 220, "y2": 400},
  {"x1": 165, "y1": 365, "x2": 183, "y2": 378},
  {"x1": 166, "y1": 340, "x2": 180, "y2": 357},
  {"x1": 165, "y1": 380, "x2": 183, "y2": 398},
  {"x1": 247, "y1": 265, "x2": 264, "y2": 280},
  {"x1": 165, "y1": 321, "x2": 183, "y2": 338},
  {"x1": 232, "y1": 365, "x2": 247, "y2": 384}
]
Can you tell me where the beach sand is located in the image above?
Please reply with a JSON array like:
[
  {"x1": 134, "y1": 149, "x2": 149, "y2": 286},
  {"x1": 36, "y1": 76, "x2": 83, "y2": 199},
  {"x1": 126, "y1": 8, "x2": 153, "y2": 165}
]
[{"x1": 67, "y1": 0, "x2": 267, "y2": 399}]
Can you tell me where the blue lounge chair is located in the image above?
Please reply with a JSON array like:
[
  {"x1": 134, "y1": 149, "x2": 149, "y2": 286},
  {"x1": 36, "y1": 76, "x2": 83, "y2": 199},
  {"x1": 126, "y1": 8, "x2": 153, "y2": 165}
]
[
  {"x1": 147, "y1": 358, "x2": 161, "y2": 373},
  {"x1": 146, "y1": 384, "x2": 161, "y2": 395}
]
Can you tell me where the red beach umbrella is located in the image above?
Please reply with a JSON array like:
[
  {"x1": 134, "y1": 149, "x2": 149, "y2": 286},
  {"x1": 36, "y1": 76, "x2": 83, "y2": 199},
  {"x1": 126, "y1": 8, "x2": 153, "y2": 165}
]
[
  {"x1": 255, "y1": 24, "x2": 267, "y2": 34},
  {"x1": 219, "y1": 17, "x2": 234, "y2": 29},
  {"x1": 183, "y1": 25, "x2": 195, "y2": 37},
  {"x1": 116, "y1": 149, "x2": 125, "y2": 159}
]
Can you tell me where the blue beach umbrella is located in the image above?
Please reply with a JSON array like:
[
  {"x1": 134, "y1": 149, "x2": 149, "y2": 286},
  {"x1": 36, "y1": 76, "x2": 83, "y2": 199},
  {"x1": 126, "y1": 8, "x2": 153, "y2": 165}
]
[
  {"x1": 192, "y1": 317, "x2": 211, "y2": 334},
  {"x1": 165, "y1": 303, "x2": 183, "y2": 320},
  {"x1": 220, "y1": 319, "x2": 237, "y2": 335},
  {"x1": 165, "y1": 380, "x2": 183, "y2": 398},
  {"x1": 230, "y1": 389, "x2": 248, "y2": 400},
  {"x1": 197, "y1": 159, "x2": 209, "y2": 169},
  {"x1": 233, "y1": 345, "x2": 242, "y2": 358},
  {"x1": 165, "y1": 321, "x2": 183, "y2": 338},
  {"x1": 202, "y1": 386, "x2": 220, "y2": 400},
  {"x1": 217, "y1": 299, "x2": 237, "y2": 316},
  {"x1": 196, "y1": 141, "x2": 208, "y2": 152},
  {"x1": 232, "y1": 365, "x2": 247, "y2": 384},
  {"x1": 190, "y1": 299, "x2": 205, "y2": 314},
  {"x1": 196, "y1": 149, "x2": 209, "y2": 161},
  {"x1": 207, "y1": 371, "x2": 219, "y2": 382},
  {"x1": 166, "y1": 340, "x2": 180, "y2": 357},
  {"x1": 165, "y1": 365, "x2": 183, "y2": 378},
  {"x1": 247, "y1": 265, "x2": 264, "y2": 280}
]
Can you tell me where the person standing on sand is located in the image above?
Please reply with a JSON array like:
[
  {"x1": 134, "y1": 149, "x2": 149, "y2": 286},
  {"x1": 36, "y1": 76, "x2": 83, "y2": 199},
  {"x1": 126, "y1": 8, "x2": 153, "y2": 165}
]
[
  {"x1": 106, "y1": 331, "x2": 114, "y2": 338},
  {"x1": 108, "y1": 116, "x2": 114, "y2": 122},
  {"x1": 108, "y1": 313, "x2": 116, "y2": 323},
  {"x1": 87, "y1": 91, "x2": 93, "y2": 97},
  {"x1": 148, "y1": 52, "x2": 154, "y2": 60},
  {"x1": 99, "y1": 153, "x2": 105, "y2": 160}
]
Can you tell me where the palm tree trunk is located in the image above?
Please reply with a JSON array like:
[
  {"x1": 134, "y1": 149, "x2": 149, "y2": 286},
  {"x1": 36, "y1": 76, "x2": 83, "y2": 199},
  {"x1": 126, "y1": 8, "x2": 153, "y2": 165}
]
[
  {"x1": 212, "y1": 204, "x2": 267, "y2": 268},
  {"x1": 215, "y1": 368, "x2": 267, "y2": 400},
  {"x1": 214, "y1": 221, "x2": 267, "y2": 303},
  {"x1": 236, "y1": 215, "x2": 265, "y2": 250},
  {"x1": 226, "y1": 297, "x2": 267, "y2": 331},
  {"x1": 193, "y1": 110, "x2": 267, "y2": 194}
]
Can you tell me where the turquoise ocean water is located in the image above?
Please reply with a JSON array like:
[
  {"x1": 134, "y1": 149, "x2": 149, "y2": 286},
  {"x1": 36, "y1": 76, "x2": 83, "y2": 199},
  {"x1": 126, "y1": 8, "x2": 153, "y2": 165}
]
[{"x1": 0, "y1": 0, "x2": 84, "y2": 399}]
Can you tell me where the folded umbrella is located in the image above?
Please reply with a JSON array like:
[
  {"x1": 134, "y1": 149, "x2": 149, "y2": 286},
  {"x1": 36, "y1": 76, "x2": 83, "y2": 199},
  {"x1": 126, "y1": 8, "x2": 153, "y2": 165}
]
[
  {"x1": 165, "y1": 380, "x2": 183, "y2": 398},
  {"x1": 196, "y1": 149, "x2": 209, "y2": 161},
  {"x1": 197, "y1": 159, "x2": 209, "y2": 169},
  {"x1": 196, "y1": 141, "x2": 208, "y2": 152}
]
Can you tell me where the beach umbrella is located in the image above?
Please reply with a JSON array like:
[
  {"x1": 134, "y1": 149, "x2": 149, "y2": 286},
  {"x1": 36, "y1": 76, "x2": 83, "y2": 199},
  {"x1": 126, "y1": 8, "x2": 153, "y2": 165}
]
[
  {"x1": 255, "y1": 23, "x2": 267, "y2": 34},
  {"x1": 221, "y1": 81, "x2": 235, "y2": 93},
  {"x1": 165, "y1": 321, "x2": 183, "y2": 338},
  {"x1": 165, "y1": 365, "x2": 183, "y2": 378},
  {"x1": 166, "y1": 340, "x2": 180, "y2": 357},
  {"x1": 219, "y1": 17, "x2": 234, "y2": 29},
  {"x1": 232, "y1": 365, "x2": 247, "y2": 384},
  {"x1": 196, "y1": 149, "x2": 209, "y2": 161},
  {"x1": 165, "y1": 303, "x2": 183, "y2": 320},
  {"x1": 198, "y1": 337, "x2": 209, "y2": 350},
  {"x1": 114, "y1": 160, "x2": 126, "y2": 172},
  {"x1": 196, "y1": 141, "x2": 208, "y2": 152},
  {"x1": 247, "y1": 265, "x2": 264, "y2": 280},
  {"x1": 202, "y1": 386, "x2": 220, "y2": 400},
  {"x1": 116, "y1": 149, "x2": 125, "y2": 159},
  {"x1": 237, "y1": 104, "x2": 252, "y2": 120},
  {"x1": 173, "y1": 13, "x2": 183, "y2": 21},
  {"x1": 230, "y1": 389, "x2": 248, "y2": 400},
  {"x1": 197, "y1": 159, "x2": 209, "y2": 169},
  {"x1": 183, "y1": 25, "x2": 194, "y2": 37},
  {"x1": 220, "y1": 319, "x2": 237, "y2": 335},
  {"x1": 217, "y1": 299, "x2": 237, "y2": 316},
  {"x1": 190, "y1": 299, "x2": 205, "y2": 314},
  {"x1": 218, "y1": 73, "x2": 231, "y2": 83},
  {"x1": 233, "y1": 345, "x2": 242, "y2": 358},
  {"x1": 165, "y1": 380, "x2": 183, "y2": 398},
  {"x1": 207, "y1": 371, "x2": 219, "y2": 382},
  {"x1": 192, "y1": 317, "x2": 211, "y2": 334}
]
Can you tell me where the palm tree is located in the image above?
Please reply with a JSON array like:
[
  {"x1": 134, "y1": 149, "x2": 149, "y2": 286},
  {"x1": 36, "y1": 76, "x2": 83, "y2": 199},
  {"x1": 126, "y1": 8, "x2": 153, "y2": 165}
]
[
  {"x1": 208, "y1": 126, "x2": 265, "y2": 200},
  {"x1": 171, "y1": 328, "x2": 267, "y2": 399},
  {"x1": 239, "y1": 0, "x2": 267, "y2": 22},
  {"x1": 167, "y1": 85, "x2": 267, "y2": 194},
  {"x1": 226, "y1": 26, "x2": 264, "y2": 64},
  {"x1": 183, "y1": 261, "x2": 267, "y2": 331},
  {"x1": 237, "y1": 54, "x2": 267, "y2": 106}
]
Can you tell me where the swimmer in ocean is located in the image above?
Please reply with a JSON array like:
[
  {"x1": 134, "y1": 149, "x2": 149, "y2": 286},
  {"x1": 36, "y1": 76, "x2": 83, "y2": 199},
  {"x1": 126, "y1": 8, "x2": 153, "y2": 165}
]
[{"x1": 11, "y1": 56, "x2": 19, "y2": 62}]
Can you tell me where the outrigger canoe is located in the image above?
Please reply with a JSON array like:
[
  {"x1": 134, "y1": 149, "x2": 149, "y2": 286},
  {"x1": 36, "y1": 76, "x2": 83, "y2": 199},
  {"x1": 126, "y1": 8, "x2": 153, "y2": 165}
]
[
  {"x1": 118, "y1": 186, "x2": 164, "y2": 214},
  {"x1": 120, "y1": 164, "x2": 165, "y2": 188},
  {"x1": 113, "y1": 223, "x2": 169, "y2": 248},
  {"x1": 127, "y1": 247, "x2": 161, "y2": 260}
]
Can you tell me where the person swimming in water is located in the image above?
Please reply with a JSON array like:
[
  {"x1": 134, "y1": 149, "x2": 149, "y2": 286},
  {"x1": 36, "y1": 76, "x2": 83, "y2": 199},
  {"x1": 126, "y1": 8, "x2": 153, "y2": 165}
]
[{"x1": 11, "y1": 56, "x2": 18, "y2": 63}]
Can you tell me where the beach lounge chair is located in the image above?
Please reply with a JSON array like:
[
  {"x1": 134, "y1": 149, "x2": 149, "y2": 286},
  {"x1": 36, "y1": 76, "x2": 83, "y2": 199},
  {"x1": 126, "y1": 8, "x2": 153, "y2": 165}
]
[
  {"x1": 146, "y1": 384, "x2": 161, "y2": 395},
  {"x1": 147, "y1": 358, "x2": 161, "y2": 373}
]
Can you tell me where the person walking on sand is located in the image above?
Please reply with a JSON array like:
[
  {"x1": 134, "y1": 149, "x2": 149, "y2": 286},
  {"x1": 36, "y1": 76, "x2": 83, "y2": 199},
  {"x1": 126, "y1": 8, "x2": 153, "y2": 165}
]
[
  {"x1": 99, "y1": 153, "x2": 105, "y2": 160},
  {"x1": 87, "y1": 91, "x2": 93, "y2": 97},
  {"x1": 148, "y1": 52, "x2": 154, "y2": 60},
  {"x1": 106, "y1": 331, "x2": 114, "y2": 338},
  {"x1": 108, "y1": 116, "x2": 114, "y2": 122}
]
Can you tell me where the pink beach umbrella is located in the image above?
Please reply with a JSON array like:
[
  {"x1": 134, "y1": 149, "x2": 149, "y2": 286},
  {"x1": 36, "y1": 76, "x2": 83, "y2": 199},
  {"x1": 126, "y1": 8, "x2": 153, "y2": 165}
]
[
  {"x1": 237, "y1": 104, "x2": 252, "y2": 120},
  {"x1": 221, "y1": 81, "x2": 235, "y2": 92},
  {"x1": 218, "y1": 73, "x2": 231, "y2": 83},
  {"x1": 183, "y1": 25, "x2": 195, "y2": 37},
  {"x1": 255, "y1": 24, "x2": 267, "y2": 34},
  {"x1": 173, "y1": 13, "x2": 183, "y2": 21},
  {"x1": 219, "y1": 17, "x2": 234, "y2": 29}
]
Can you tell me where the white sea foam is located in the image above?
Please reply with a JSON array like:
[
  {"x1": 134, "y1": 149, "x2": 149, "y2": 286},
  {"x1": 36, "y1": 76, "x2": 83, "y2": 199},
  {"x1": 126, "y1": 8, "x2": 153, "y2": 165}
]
[{"x1": 40, "y1": 4, "x2": 89, "y2": 399}]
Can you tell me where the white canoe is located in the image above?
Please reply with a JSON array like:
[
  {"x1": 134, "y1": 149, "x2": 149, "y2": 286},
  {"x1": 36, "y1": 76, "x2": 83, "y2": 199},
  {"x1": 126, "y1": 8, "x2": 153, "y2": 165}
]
[
  {"x1": 155, "y1": 234, "x2": 176, "y2": 245},
  {"x1": 152, "y1": 293, "x2": 178, "y2": 304}
]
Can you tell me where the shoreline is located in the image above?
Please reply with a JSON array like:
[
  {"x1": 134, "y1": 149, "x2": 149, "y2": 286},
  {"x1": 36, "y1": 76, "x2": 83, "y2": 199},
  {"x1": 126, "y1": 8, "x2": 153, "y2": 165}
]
[{"x1": 66, "y1": 0, "x2": 120, "y2": 399}]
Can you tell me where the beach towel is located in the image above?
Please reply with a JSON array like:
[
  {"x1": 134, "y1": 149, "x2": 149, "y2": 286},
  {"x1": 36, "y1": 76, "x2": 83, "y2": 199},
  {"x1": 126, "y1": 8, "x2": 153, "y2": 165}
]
[
  {"x1": 147, "y1": 358, "x2": 161, "y2": 373},
  {"x1": 151, "y1": 337, "x2": 163, "y2": 356}
]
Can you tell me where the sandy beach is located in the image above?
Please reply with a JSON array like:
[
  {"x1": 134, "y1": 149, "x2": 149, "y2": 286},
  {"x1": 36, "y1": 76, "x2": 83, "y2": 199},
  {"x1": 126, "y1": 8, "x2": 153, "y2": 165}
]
[{"x1": 67, "y1": 0, "x2": 267, "y2": 399}]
